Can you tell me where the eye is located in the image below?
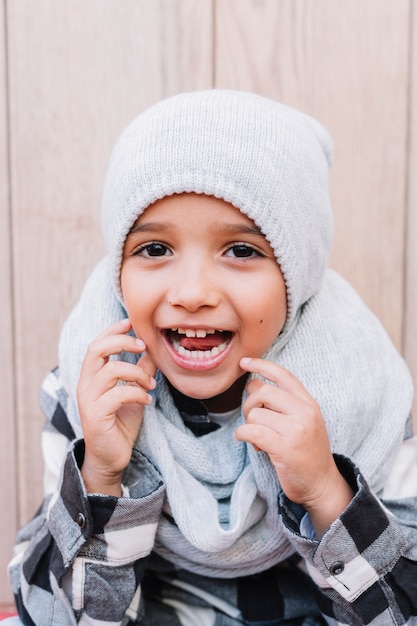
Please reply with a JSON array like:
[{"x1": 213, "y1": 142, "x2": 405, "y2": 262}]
[
  {"x1": 225, "y1": 244, "x2": 265, "y2": 258},
  {"x1": 134, "y1": 242, "x2": 172, "y2": 257}
]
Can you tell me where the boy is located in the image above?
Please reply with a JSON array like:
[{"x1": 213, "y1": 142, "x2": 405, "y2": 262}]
[{"x1": 7, "y1": 90, "x2": 417, "y2": 625}]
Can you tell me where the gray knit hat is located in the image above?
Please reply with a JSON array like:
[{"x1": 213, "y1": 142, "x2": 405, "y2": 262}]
[{"x1": 101, "y1": 89, "x2": 333, "y2": 327}]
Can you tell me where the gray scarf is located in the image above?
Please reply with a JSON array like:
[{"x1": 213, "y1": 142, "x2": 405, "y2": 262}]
[{"x1": 59, "y1": 258, "x2": 413, "y2": 577}]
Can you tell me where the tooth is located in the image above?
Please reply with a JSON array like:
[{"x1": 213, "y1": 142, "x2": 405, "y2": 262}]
[
  {"x1": 171, "y1": 335, "x2": 230, "y2": 359},
  {"x1": 174, "y1": 327, "x2": 221, "y2": 336},
  {"x1": 172, "y1": 338, "x2": 180, "y2": 351}
]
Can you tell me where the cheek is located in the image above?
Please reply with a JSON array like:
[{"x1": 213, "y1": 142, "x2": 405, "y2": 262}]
[
  {"x1": 253, "y1": 312, "x2": 285, "y2": 347},
  {"x1": 120, "y1": 267, "x2": 132, "y2": 303},
  {"x1": 249, "y1": 279, "x2": 287, "y2": 346},
  {"x1": 120, "y1": 271, "x2": 152, "y2": 325},
  {"x1": 121, "y1": 266, "x2": 156, "y2": 304}
]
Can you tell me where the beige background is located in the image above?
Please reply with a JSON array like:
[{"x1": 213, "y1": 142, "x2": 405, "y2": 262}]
[{"x1": 1, "y1": 0, "x2": 416, "y2": 606}]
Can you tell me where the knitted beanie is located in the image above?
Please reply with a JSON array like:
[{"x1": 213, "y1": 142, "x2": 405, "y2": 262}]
[{"x1": 101, "y1": 89, "x2": 334, "y2": 327}]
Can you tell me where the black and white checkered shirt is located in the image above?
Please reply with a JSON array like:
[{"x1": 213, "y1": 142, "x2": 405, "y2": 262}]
[{"x1": 8, "y1": 367, "x2": 417, "y2": 625}]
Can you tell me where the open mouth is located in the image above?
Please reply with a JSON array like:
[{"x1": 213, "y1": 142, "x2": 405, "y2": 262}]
[{"x1": 164, "y1": 328, "x2": 233, "y2": 359}]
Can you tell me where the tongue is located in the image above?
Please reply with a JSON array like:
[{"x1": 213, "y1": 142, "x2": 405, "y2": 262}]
[{"x1": 179, "y1": 331, "x2": 228, "y2": 351}]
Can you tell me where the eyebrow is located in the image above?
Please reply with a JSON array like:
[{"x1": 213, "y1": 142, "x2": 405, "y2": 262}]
[
  {"x1": 128, "y1": 222, "x2": 171, "y2": 235},
  {"x1": 128, "y1": 221, "x2": 265, "y2": 237}
]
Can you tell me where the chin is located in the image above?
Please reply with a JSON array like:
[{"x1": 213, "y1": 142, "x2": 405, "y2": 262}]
[
  {"x1": 174, "y1": 381, "x2": 227, "y2": 401},
  {"x1": 162, "y1": 368, "x2": 247, "y2": 412},
  {"x1": 164, "y1": 372, "x2": 227, "y2": 398}
]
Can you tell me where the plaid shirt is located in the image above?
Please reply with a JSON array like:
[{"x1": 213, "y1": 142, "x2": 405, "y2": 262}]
[{"x1": 8, "y1": 367, "x2": 417, "y2": 625}]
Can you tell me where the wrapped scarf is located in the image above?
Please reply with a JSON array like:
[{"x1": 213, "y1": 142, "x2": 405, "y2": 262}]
[{"x1": 58, "y1": 258, "x2": 413, "y2": 577}]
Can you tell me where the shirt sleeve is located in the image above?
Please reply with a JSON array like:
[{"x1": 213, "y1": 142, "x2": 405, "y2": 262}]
[
  {"x1": 279, "y1": 443, "x2": 417, "y2": 625},
  {"x1": 8, "y1": 368, "x2": 166, "y2": 626}
]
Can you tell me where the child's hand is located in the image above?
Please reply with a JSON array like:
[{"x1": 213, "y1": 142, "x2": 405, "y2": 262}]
[
  {"x1": 235, "y1": 357, "x2": 353, "y2": 537},
  {"x1": 76, "y1": 318, "x2": 156, "y2": 496}
]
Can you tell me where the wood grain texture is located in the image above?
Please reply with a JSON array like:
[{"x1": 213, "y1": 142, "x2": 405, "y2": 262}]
[
  {"x1": 0, "y1": 0, "x2": 17, "y2": 605},
  {"x1": 1, "y1": 0, "x2": 416, "y2": 606},
  {"x1": 405, "y1": 2, "x2": 417, "y2": 429},
  {"x1": 215, "y1": 0, "x2": 410, "y2": 351},
  {"x1": 7, "y1": 0, "x2": 213, "y2": 524}
]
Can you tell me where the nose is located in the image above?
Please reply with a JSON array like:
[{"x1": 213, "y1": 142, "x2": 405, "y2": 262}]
[{"x1": 167, "y1": 257, "x2": 221, "y2": 312}]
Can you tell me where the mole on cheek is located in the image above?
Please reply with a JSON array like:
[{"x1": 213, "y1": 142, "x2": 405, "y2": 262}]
[{"x1": 259, "y1": 319, "x2": 263, "y2": 324}]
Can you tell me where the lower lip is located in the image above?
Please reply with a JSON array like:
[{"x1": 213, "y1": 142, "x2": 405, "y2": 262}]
[{"x1": 162, "y1": 334, "x2": 233, "y2": 371}]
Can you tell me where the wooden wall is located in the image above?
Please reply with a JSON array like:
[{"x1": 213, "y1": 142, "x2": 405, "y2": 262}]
[{"x1": 0, "y1": 0, "x2": 415, "y2": 605}]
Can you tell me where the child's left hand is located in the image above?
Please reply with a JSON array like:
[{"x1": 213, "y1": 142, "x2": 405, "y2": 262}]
[{"x1": 235, "y1": 357, "x2": 353, "y2": 537}]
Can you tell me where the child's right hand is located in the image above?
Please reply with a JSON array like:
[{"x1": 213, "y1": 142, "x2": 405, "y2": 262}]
[{"x1": 76, "y1": 318, "x2": 156, "y2": 496}]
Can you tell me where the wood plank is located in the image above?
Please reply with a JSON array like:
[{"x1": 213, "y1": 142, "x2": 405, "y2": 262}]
[
  {"x1": 215, "y1": 0, "x2": 410, "y2": 352},
  {"x1": 405, "y1": 3, "x2": 417, "y2": 431},
  {"x1": 0, "y1": 0, "x2": 17, "y2": 605},
  {"x1": 7, "y1": 0, "x2": 213, "y2": 525}
]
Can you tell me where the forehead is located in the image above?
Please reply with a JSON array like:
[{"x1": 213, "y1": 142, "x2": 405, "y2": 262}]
[{"x1": 131, "y1": 192, "x2": 263, "y2": 233}]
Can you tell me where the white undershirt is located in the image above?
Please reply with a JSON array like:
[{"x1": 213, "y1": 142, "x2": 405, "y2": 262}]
[{"x1": 207, "y1": 407, "x2": 241, "y2": 427}]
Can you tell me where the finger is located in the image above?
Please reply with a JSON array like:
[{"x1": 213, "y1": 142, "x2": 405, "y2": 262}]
[
  {"x1": 81, "y1": 332, "x2": 146, "y2": 381},
  {"x1": 243, "y1": 382, "x2": 307, "y2": 417},
  {"x1": 94, "y1": 317, "x2": 132, "y2": 340},
  {"x1": 241, "y1": 357, "x2": 312, "y2": 402},
  {"x1": 236, "y1": 417, "x2": 310, "y2": 461},
  {"x1": 110, "y1": 384, "x2": 154, "y2": 408},
  {"x1": 235, "y1": 422, "x2": 283, "y2": 457},
  {"x1": 82, "y1": 360, "x2": 156, "y2": 398},
  {"x1": 243, "y1": 403, "x2": 319, "y2": 450},
  {"x1": 88, "y1": 384, "x2": 153, "y2": 420},
  {"x1": 87, "y1": 334, "x2": 146, "y2": 362},
  {"x1": 244, "y1": 405, "x2": 286, "y2": 432}
]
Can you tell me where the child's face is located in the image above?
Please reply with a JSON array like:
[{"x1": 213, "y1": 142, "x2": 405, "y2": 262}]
[{"x1": 121, "y1": 193, "x2": 287, "y2": 411}]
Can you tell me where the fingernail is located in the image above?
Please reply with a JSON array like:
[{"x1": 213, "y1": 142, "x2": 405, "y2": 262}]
[
  {"x1": 240, "y1": 357, "x2": 252, "y2": 365},
  {"x1": 135, "y1": 338, "x2": 146, "y2": 348}
]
